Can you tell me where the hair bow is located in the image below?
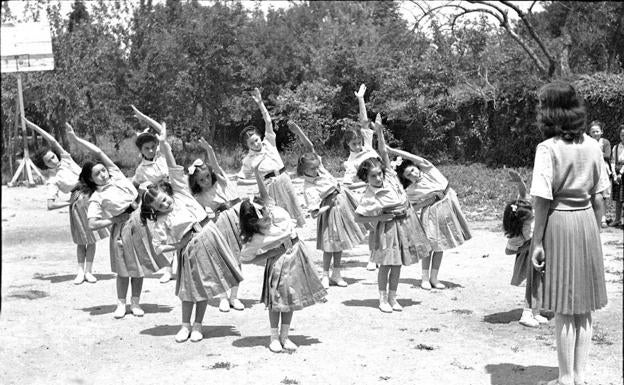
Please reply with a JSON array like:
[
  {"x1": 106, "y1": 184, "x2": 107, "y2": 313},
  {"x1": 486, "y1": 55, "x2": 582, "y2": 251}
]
[
  {"x1": 252, "y1": 202, "x2": 264, "y2": 219},
  {"x1": 139, "y1": 181, "x2": 153, "y2": 192},
  {"x1": 511, "y1": 203, "x2": 518, "y2": 212},
  {"x1": 187, "y1": 159, "x2": 204, "y2": 175},
  {"x1": 390, "y1": 156, "x2": 403, "y2": 169}
]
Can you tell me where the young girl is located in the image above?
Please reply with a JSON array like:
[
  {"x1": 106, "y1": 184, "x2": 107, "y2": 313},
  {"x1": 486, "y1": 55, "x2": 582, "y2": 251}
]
[
  {"x1": 611, "y1": 124, "x2": 624, "y2": 227},
  {"x1": 354, "y1": 119, "x2": 431, "y2": 313},
  {"x1": 70, "y1": 126, "x2": 156, "y2": 319},
  {"x1": 239, "y1": 161, "x2": 327, "y2": 353},
  {"x1": 28, "y1": 119, "x2": 109, "y2": 285},
  {"x1": 189, "y1": 137, "x2": 245, "y2": 312},
  {"x1": 131, "y1": 105, "x2": 174, "y2": 283},
  {"x1": 238, "y1": 88, "x2": 305, "y2": 227},
  {"x1": 390, "y1": 148, "x2": 472, "y2": 290},
  {"x1": 287, "y1": 120, "x2": 366, "y2": 288},
  {"x1": 140, "y1": 123, "x2": 243, "y2": 343},
  {"x1": 588, "y1": 121, "x2": 612, "y2": 227},
  {"x1": 503, "y1": 170, "x2": 547, "y2": 328}
]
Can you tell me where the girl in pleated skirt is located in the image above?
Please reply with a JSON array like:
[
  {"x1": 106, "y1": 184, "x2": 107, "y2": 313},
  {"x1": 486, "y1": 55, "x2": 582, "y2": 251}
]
[
  {"x1": 140, "y1": 125, "x2": 242, "y2": 343},
  {"x1": 287, "y1": 120, "x2": 366, "y2": 288},
  {"x1": 240, "y1": 165, "x2": 326, "y2": 353}
]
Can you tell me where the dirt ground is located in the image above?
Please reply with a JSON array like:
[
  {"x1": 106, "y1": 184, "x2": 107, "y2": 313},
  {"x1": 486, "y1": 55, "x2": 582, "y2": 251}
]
[{"x1": 1, "y1": 177, "x2": 622, "y2": 385}]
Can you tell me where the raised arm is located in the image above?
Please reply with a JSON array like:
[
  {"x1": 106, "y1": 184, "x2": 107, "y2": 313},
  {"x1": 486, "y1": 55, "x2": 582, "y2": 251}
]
[
  {"x1": 131, "y1": 105, "x2": 163, "y2": 136},
  {"x1": 387, "y1": 147, "x2": 433, "y2": 170},
  {"x1": 354, "y1": 84, "x2": 369, "y2": 127},
  {"x1": 24, "y1": 118, "x2": 68, "y2": 156},
  {"x1": 286, "y1": 121, "x2": 315, "y2": 154},
  {"x1": 66, "y1": 123, "x2": 115, "y2": 169},
  {"x1": 253, "y1": 156, "x2": 270, "y2": 203},
  {"x1": 157, "y1": 122, "x2": 176, "y2": 168},
  {"x1": 251, "y1": 88, "x2": 275, "y2": 136},
  {"x1": 508, "y1": 170, "x2": 528, "y2": 200},
  {"x1": 371, "y1": 114, "x2": 391, "y2": 167},
  {"x1": 198, "y1": 137, "x2": 225, "y2": 176}
]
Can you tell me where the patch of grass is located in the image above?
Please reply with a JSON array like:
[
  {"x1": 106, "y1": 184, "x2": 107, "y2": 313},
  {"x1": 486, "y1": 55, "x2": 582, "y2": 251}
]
[
  {"x1": 207, "y1": 362, "x2": 233, "y2": 370},
  {"x1": 420, "y1": 327, "x2": 440, "y2": 333},
  {"x1": 280, "y1": 377, "x2": 300, "y2": 385},
  {"x1": 451, "y1": 360, "x2": 474, "y2": 370},
  {"x1": 511, "y1": 345, "x2": 520, "y2": 353},
  {"x1": 415, "y1": 343, "x2": 435, "y2": 351},
  {"x1": 452, "y1": 309, "x2": 474, "y2": 315},
  {"x1": 592, "y1": 326, "x2": 613, "y2": 346},
  {"x1": 379, "y1": 376, "x2": 391, "y2": 381}
]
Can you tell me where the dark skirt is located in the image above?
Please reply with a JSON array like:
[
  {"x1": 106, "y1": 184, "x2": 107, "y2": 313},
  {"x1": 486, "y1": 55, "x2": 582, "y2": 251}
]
[
  {"x1": 261, "y1": 241, "x2": 327, "y2": 312},
  {"x1": 316, "y1": 188, "x2": 366, "y2": 252},
  {"x1": 69, "y1": 191, "x2": 109, "y2": 245},
  {"x1": 510, "y1": 240, "x2": 543, "y2": 309},
  {"x1": 529, "y1": 207, "x2": 608, "y2": 315},
  {"x1": 176, "y1": 222, "x2": 243, "y2": 302}
]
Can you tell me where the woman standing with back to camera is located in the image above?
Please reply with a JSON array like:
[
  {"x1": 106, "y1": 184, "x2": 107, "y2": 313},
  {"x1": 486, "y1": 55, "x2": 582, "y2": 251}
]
[{"x1": 529, "y1": 81, "x2": 609, "y2": 385}]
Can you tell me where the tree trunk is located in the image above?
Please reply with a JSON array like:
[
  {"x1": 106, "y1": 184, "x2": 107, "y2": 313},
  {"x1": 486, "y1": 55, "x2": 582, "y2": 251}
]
[
  {"x1": 560, "y1": 26, "x2": 572, "y2": 77},
  {"x1": 607, "y1": 4, "x2": 624, "y2": 72}
]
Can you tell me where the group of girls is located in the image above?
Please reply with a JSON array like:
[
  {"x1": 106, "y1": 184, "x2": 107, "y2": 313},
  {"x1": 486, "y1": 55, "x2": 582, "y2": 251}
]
[{"x1": 29, "y1": 84, "x2": 473, "y2": 352}]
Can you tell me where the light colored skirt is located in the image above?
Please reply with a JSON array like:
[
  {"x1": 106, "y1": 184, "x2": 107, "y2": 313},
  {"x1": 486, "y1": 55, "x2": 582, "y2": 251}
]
[
  {"x1": 129, "y1": 213, "x2": 173, "y2": 269},
  {"x1": 369, "y1": 206, "x2": 431, "y2": 266},
  {"x1": 69, "y1": 192, "x2": 109, "y2": 245},
  {"x1": 176, "y1": 222, "x2": 243, "y2": 302},
  {"x1": 267, "y1": 173, "x2": 306, "y2": 227},
  {"x1": 420, "y1": 188, "x2": 472, "y2": 251},
  {"x1": 261, "y1": 241, "x2": 327, "y2": 312},
  {"x1": 316, "y1": 188, "x2": 366, "y2": 252},
  {"x1": 110, "y1": 210, "x2": 163, "y2": 277},
  {"x1": 529, "y1": 207, "x2": 607, "y2": 315},
  {"x1": 215, "y1": 203, "x2": 242, "y2": 260}
]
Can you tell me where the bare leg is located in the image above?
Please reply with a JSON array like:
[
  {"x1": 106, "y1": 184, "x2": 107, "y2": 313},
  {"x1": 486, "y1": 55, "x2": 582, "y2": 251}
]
[
  {"x1": 387, "y1": 266, "x2": 403, "y2": 311},
  {"x1": 194, "y1": 301, "x2": 208, "y2": 324},
  {"x1": 429, "y1": 251, "x2": 446, "y2": 289},
  {"x1": 321, "y1": 252, "x2": 332, "y2": 288},
  {"x1": 116, "y1": 276, "x2": 129, "y2": 300},
  {"x1": 129, "y1": 277, "x2": 144, "y2": 316},
  {"x1": 175, "y1": 301, "x2": 194, "y2": 342},
  {"x1": 130, "y1": 277, "x2": 143, "y2": 298},
  {"x1": 279, "y1": 311, "x2": 297, "y2": 350},
  {"x1": 615, "y1": 200, "x2": 622, "y2": 223},
  {"x1": 269, "y1": 311, "x2": 282, "y2": 352},
  {"x1": 421, "y1": 253, "x2": 432, "y2": 289},
  {"x1": 377, "y1": 265, "x2": 392, "y2": 312},
  {"x1": 330, "y1": 251, "x2": 347, "y2": 286},
  {"x1": 573, "y1": 313, "x2": 592, "y2": 384},
  {"x1": 555, "y1": 313, "x2": 576, "y2": 385},
  {"x1": 84, "y1": 244, "x2": 97, "y2": 283}
]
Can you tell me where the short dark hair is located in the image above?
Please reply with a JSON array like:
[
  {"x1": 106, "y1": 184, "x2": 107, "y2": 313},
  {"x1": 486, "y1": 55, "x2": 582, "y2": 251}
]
[
  {"x1": 296, "y1": 152, "x2": 321, "y2": 177},
  {"x1": 239, "y1": 199, "x2": 271, "y2": 243},
  {"x1": 239, "y1": 126, "x2": 262, "y2": 149},
  {"x1": 502, "y1": 199, "x2": 533, "y2": 238},
  {"x1": 588, "y1": 120, "x2": 603, "y2": 132},
  {"x1": 78, "y1": 161, "x2": 100, "y2": 194},
  {"x1": 187, "y1": 163, "x2": 218, "y2": 195},
  {"x1": 135, "y1": 131, "x2": 158, "y2": 150},
  {"x1": 32, "y1": 147, "x2": 61, "y2": 170},
  {"x1": 394, "y1": 158, "x2": 416, "y2": 189},
  {"x1": 140, "y1": 180, "x2": 174, "y2": 223},
  {"x1": 343, "y1": 128, "x2": 364, "y2": 152},
  {"x1": 618, "y1": 124, "x2": 624, "y2": 136},
  {"x1": 537, "y1": 81, "x2": 586, "y2": 141},
  {"x1": 356, "y1": 157, "x2": 385, "y2": 183}
]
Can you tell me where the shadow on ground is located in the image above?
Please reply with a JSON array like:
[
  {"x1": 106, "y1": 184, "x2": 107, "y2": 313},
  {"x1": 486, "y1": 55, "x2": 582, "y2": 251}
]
[
  {"x1": 33, "y1": 273, "x2": 116, "y2": 283},
  {"x1": 399, "y1": 278, "x2": 464, "y2": 289},
  {"x1": 485, "y1": 363, "x2": 557, "y2": 385},
  {"x1": 140, "y1": 324, "x2": 240, "y2": 338},
  {"x1": 483, "y1": 309, "x2": 555, "y2": 324},
  {"x1": 342, "y1": 298, "x2": 421, "y2": 309},
  {"x1": 79, "y1": 303, "x2": 173, "y2": 316},
  {"x1": 232, "y1": 335, "x2": 321, "y2": 349}
]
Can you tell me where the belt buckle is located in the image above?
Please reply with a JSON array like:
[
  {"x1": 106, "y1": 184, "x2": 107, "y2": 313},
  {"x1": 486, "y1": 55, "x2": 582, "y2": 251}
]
[{"x1": 192, "y1": 222, "x2": 203, "y2": 233}]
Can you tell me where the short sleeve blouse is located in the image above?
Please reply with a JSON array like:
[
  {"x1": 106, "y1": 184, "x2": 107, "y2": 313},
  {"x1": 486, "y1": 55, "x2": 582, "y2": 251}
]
[
  {"x1": 46, "y1": 153, "x2": 81, "y2": 200},
  {"x1": 238, "y1": 132, "x2": 284, "y2": 179},
  {"x1": 132, "y1": 151, "x2": 169, "y2": 186},
  {"x1": 303, "y1": 161, "x2": 338, "y2": 212},
  {"x1": 239, "y1": 205, "x2": 297, "y2": 262},
  {"x1": 355, "y1": 169, "x2": 406, "y2": 217},
  {"x1": 404, "y1": 164, "x2": 449, "y2": 204},
  {"x1": 87, "y1": 166, "x2": 138, "y2": 219},
  {"x1": 194, "y1": 176, "x2": 241, "y2": 212}
]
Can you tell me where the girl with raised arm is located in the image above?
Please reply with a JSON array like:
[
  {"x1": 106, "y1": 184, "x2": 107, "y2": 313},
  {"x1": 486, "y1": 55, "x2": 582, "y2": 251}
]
[
  {"x1": 139, "y1": 124, "x2": 243, "y2": 343},
  {"x1": 70, "y1": 126, "x2": 154, "y2": 319},
  {"x1": 189, "y1": 137, "x2": 245, "y2": 312},
  {"x1": 238, "y1": 88, "x2": 305, "y2": 227},
  {"x1": 287, "y1": 120, "x2": 365, "y2": 288},
  {"x1": 28, "y1": 119, "x2": 109, "y2": 285},
  {"x1": 390, "y1": 147, "x2": 472, "y2": 290},
  {"x1": 354, "y1": 117, "x2": 431, "y2": 313},
  {"x1": 239, "y1": 161, "x2": 326, "y2": 353}
]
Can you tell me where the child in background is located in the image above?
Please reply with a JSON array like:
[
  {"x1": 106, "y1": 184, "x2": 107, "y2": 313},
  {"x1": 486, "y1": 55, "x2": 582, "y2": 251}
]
[
  {"x1": 611, "y1": 125, "x2": 624, "y2": 227},
  {"x1": 238, "y1": 88, "x2": 305, "y2": 227},
  {"x1": 70, "y1": 125, "x2": 155, "y2": 319},
  {"x1": 131, "y1": 105, "x2": 175, "y2": 283},
  {"x1": 190, "y1": 137, "x2": 245, "y2": 312},
  {"x1": 28, "y1": 119, "x2": 109, "y2": 285},
  {"x1": 239, "y1": 161, "x2": 326, "y2": 353},
  {"x1": 503, "y1": 170, "x2": 547, "y2": 328},
  {"x1": 354, "y1": 118, "x2": 431, "y2": 313},
  {"x1": 390, "y1": 147, "x2": 472, "y2": 290},
  {"x1": 588, "y1": 121, "x2": 612, "y2": 227},
  {"x1": 287, "y1": 120, "x2": 365, "y2": 288},
  {"x1": 140, "y1": 123, "x2": 242, "y2": 343}
]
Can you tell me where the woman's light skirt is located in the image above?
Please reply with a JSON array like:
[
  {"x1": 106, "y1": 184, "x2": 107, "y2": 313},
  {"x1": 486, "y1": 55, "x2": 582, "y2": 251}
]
[
  {"x1": 69, "y1": 192, "x2": 109, "y2": 245},
  {"x1": 266, "y1": 173, "x2": 306, "y2": 227},
  {"x1": 316, "y1": 188, "x2": 365, "y2": 252},
  {"x1": 420, "y1": 188, "x2": 472, "y2": 251}
]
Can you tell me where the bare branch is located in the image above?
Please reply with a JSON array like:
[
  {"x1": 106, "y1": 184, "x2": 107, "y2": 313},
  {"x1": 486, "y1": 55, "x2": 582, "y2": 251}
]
[{"x1": 528, "y1": 1, "x2": 537, "y2": 15}]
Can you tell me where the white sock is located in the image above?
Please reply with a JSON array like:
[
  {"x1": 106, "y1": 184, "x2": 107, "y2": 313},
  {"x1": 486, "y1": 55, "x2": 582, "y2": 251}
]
[{"x1": 270, "y1": 327, "x2": 279, "y2": 341}]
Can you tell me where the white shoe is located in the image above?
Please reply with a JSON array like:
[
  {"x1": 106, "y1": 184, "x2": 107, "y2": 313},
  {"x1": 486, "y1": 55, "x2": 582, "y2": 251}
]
[
  {"x1": 175, "y1": 324, "x2": 191, "y2": 343},
  {"x1": 330, "y1": 269, "x2": 348, "y2": 287},
  {"x1": 379, "y1": 291, "x2": 392, "y2": 313},
  {"x1": 269, "y1": 339, "x2": 283, "y2": 353},
  {"x1": 388, "y1": 291, "x2": 403, "y2": 311},
  {"x1": 159, "y1": 270, "x2": 172, "y2": 284},
  {"x1": 321, "y1": 274, "x2": 330, "y2": 289},
  {"x1": 84, "y1": 272, "x2": 97, "y2": 283},
  {"x1": 219, "y1": 298, "x2": 230, "y2": 312},
  {"x1": 534, "y1": 314, "x2": 549, "y2": 324},
  {"x1": 113, "y1": 301, "x2": 126, "y2": 319},
  {"x1": 229, "y1": 298, "x2": 245, "y2": 311},
  {"x1": 73, "y1": 272, "x2": 85, "y2": 285},
  {"x1": 366, "y1": 261, "x2": 377, "y2": 271},
  {"x1": 190, "y1": 323, "x2": 203, "y2": 342},
  {"x1": 280, "y1": 338, "x2": 298, "y2": 351},
  {"x1": 519, "y1": 312, "x2": 539, "y2": 328},
  {"x1": 130, "y1": 297, "x2": 144, "y2": 317}
]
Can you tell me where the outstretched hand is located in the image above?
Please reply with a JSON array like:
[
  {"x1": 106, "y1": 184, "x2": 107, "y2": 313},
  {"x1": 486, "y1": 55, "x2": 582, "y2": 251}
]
[
  {"x1": 508, "y1": 170, "x2": 523, "y2": 183},
  {"x1": 158, "y1": 122, "x2": 167, "y2": 141},
  {"x1": 65, "y1": 122, "x2": 76, "y2": 136},
  {"x1": 251, "y1": 87, "x2": 262, "y2": 104},
  {"x1": 354, "y1": 84, "x2": 366, "y2": 99},
  {"x1": 371, "y1": 114, "x2": 384, "y2": 133}
]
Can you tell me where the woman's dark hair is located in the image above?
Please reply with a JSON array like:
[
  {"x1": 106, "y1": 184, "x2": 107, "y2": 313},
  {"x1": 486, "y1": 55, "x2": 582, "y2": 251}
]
[
  {"x1": 618, "y1": 124, "x2": 624, "y2": 136},
  {"x1": 78, "y1": 161, "x2": 100, "y2": 194},
  {"x1": 537, "y1": 81, "x2": 586, "y2": 141},
  {"x1": 296, "y1": 152, "x2": 321, "y2": 177},
  {"x1": 140, "y1": 180, "x2": 174, "y2": 223},
  {"x1": 356, "y1": 157, "x2": 385, "y2": 182},
  {"x1": 394, "y1": 158, "x2": 417, "y2": 189},
  {"x1": 135, "y1": 131, "x2": 158, "y2": 150},
  {"x1": 343, "y1": 128, "x2": 364, "y2": 152},
  {"x1": 588, "y1": 120, "x2": 603, "y2": 132},
  {"x1": 502, "y1": 199, "x2": 533, "y2": 238},
  {"x1": 239, "y1": 199, "x2": 271, "y2": 243},
  {"x1": 188, "y1": 164, "x2": 218, "y2": 195},
  {"x1": 239, "y1": 126, "x2": 262, "y2": 149},
  {"x1": 32, "y1": 147, "x2": 61, "y2": 170}
]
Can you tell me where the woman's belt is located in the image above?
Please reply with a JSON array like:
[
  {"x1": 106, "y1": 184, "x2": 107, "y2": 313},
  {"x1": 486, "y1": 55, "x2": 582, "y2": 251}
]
[
  {"x1": 263, "y1": 167, "x2": 287, "y2": 180},
  {"x1": 411, "y1": 185, "x2": 450, "y2": 211},
  {"x1": 214, "y1": 198, "x2": 242, "y2": 214},
  {"x1": 177, "y1": 216, "x2": 212, "y2": 251},
  {"x1": 256, "y1": 236, "x2": 299, "y2": 260}
]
